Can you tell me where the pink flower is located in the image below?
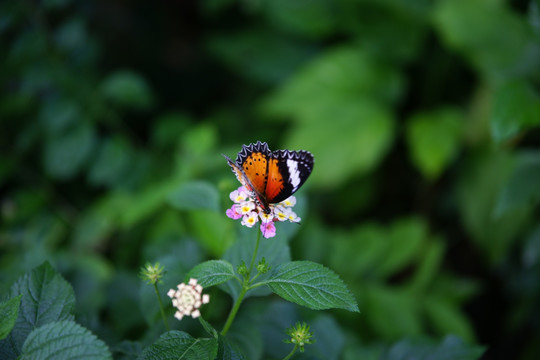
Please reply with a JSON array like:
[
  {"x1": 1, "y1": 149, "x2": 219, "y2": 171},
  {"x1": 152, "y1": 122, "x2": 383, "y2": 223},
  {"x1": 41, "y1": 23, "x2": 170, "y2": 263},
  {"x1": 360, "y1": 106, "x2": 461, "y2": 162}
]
[
  {"x1": 260, "y1": 221, "x2": 276, "y2": 238},
  {"x1": 226, "y1": 205, "x2": 242, "y2": 220}
]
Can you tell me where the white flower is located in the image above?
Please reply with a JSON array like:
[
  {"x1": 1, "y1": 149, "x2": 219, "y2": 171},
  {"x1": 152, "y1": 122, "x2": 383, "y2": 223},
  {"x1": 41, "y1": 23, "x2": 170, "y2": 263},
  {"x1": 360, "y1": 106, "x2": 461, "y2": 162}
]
[{"x1": 167, "y1": 278, "x2": 210, "y2": 320}]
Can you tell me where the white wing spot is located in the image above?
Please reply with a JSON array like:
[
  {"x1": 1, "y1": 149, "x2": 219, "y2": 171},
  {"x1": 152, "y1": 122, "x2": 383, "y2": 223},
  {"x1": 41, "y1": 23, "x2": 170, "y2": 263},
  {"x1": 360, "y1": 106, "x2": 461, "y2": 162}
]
[{"x1": 287, "y1": 159, "x2": 301, "y2": 190}]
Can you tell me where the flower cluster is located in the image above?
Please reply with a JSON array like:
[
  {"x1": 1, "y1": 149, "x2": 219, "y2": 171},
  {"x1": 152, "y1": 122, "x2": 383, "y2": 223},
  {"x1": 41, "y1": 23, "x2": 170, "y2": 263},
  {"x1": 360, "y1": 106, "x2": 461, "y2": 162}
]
[
  {"x1": 167, "y1": 278, "x2": 209, "y2": 320},
  {"x1": 226, "y1": 186, "x2": 301, "y2": 238}
]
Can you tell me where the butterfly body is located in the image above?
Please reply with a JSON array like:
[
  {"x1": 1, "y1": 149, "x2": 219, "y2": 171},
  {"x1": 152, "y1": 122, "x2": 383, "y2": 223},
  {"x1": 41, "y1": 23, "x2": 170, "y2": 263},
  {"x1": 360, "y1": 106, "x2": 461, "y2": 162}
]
[{"x1": 224, "y1": 141, "x2": 314, "y2": 214}]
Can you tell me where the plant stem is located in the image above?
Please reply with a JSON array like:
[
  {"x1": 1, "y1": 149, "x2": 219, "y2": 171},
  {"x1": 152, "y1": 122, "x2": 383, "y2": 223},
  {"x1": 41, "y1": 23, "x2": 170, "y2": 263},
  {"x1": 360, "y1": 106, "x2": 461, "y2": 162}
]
[
  {"x1": 154, "y1": 283, "x2": 170, "y2": 331},
  {"x1": 282, "y1": 344, "x2": 299, "y2": 360},
  {"x1": 220, "y1": 286, "x2": 247, "y2": 336},
  {"x1": 248, "y1": 230, "x2": 262, "y2": 274},
  {"x1": 221, "y1": 230, "x2": 262, "y2": 336}
]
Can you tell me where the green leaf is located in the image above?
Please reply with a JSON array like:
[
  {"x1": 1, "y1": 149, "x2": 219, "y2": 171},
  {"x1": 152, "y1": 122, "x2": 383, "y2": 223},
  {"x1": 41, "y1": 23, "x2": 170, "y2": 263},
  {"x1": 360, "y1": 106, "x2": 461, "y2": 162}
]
[
  {"x1": 38, "y1": 98, "x2": 80, "y2": 136},
  {"x1": 139, "y1": 331, "x2": 218, "y2": 360},
  {"x1": 382, "y1": 335, "x2": 485, "y2": 360},
  {"x1": 0, "y1": 262, "x2": 75, "y2": 358},
  {"x1": 225, "y1": 319, "x2": 263, "y2": 360},
  {"x1": 20, "y1": 320, "x2": 112, "y2": 360},
  {"x1": 207, "y1": 30, "x2": 312, "y2": 85},
  {"x1": 329, "y1": 218, "x2": 428, "y2": 280},
  {"x1": 340, "y1": 0, "x2": 429, "y2": 62},
  {"x1": 376, "y1": 218, "x2": 429, "y2": 278},
  {"x1": 168, "y1": 181, "x2": 220, "y2": 211},
  {"x1": 0, "y1": 296, "x2": 21, "y2": 340},
  {"x1": 118, "y1": 179, "x2": 177, "y2": 228},
  {"x1": 151, "y1": 112, "x2": 191, "y2": 148},
  {"x1": 264, "y1": 261, "x2": 359, "y2": 312},
  {"x1": 100, "y1": 70, "x2": 154, "y2": 110},
  {"x1": 406, "y1": 108, "x2": 463, "y2": 179},
  {"x1": 53, "y1": 18, "x2": 96, "y2": 64},
  {"x1": 188, "y1": 210, "x2": 236, "y2": 257},
  {"x1": 457, "y1": 150, "x2": 532, "y2": 264},
  {"x1": 409, "y1": 240, "x2": 445, "y2": 292},
  {"x1": 43, "y1": 121, "x2": 96, "y2": 180},
  {"x1": 286, "y1": 100, "x2": 395, "y2": 188},
  {"x1": 88, "y1": 136, "x2": 133, "y2": 187},
  {"x1": 328, "y1": 224, "x2": 388, "y2": 278},
  {"x1": 186, "y1": 260, "x2": 236, "y2": 288},
  {"x1": 309, "y1": 315, "x2": 345, "y2": 360},
  {"x1": 217, "y1": 335, "x2": 247, "y2": 360},
  {"x1": 424, "y1": 297, "x2": 475, "y2": 342},
  {"x1": 263, "y1": 0, "x2": 337, "y2": 39},
  {"x1": 491, "y1": 81, "x2": 540, "y2": 142},
  {"x1": 433, "y1": 0, "x2": 533, "y2": 80},
  {"x1": 365, "y1": 285, "x2": 422, "y2": 339},
  {"x1": 112, "y1": 341, "x2": 143, "y2": 359},
  {"x1": 495, "y1": 151, "x2": 540, "y2": 216},
  {"x1": 180, "y1": 123, "x2": 218, "y2": 158},
  {"x1": 261, "y1": 47, "x2": 403, "y2": 117},
  {"x1": 258, "y1": 46, "x2": 402, "y2": 187}
]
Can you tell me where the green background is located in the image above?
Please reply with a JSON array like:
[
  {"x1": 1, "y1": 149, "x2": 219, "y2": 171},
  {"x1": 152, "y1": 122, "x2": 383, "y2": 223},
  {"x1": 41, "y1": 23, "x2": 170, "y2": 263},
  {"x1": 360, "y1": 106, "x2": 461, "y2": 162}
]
[{"x1": 2, "y1": 0, "x2": 540, "y2": 359}]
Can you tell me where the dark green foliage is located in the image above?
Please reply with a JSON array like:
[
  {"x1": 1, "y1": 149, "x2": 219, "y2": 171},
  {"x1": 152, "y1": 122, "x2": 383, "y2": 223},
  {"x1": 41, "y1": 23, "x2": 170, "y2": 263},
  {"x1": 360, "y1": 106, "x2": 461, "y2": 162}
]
[
  {"x1": 0, "y1": 263, "x2": 112, "y2": 360},
  {"x1": 2, "y1": 0, "x2": 540, "y2": 359}
]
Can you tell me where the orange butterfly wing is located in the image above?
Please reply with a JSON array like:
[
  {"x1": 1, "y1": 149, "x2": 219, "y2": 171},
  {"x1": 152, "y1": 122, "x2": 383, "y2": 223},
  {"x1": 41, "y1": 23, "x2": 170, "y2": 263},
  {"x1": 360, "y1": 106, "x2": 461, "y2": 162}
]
[
  {"x1": 241, "y1": 151, "x2": 270, "y2": 196},
  {"x1": 265, "y1": 158, "x2": 285, "y2": 203}
]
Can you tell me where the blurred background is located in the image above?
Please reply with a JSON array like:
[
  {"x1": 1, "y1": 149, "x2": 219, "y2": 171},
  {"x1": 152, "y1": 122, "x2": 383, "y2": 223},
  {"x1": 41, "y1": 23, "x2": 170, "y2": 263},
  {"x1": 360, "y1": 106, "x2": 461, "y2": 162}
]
[{"x1": 1, "y1": 0, "x2": 540, "y2": 359}]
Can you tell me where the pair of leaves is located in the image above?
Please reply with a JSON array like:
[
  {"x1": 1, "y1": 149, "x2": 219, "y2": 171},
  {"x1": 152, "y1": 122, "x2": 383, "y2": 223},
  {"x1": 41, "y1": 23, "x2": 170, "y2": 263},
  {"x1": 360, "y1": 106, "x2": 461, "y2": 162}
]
[
  {"x1": 0, "y1": 262, "x2": 112, "y2": 360},
  {"x1": 187, "y1": 259, "x2": 359, "y2": 313}
]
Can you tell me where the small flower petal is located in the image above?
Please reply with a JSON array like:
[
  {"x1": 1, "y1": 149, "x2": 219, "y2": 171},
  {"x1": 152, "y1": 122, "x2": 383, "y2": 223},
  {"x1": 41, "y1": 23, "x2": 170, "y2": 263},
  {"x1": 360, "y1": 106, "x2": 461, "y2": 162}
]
[
  {"x1": 239, "y1": 201, "x2": 255, "y2": 214},
  {"x1": 226, "y1": 205, "x2": 242, "y2": 220},
  {"x1": 281, "y1": 196, "x2": 296, "y2": 207},
  {"x1": 259, "y1": 210, "x2": 273, "y2": 223},
  {"x1": 274, "y1": 206, "x2": 290, "y2": 222},
  {"x1": 287, "y1": 210, "x2": 301, "y2": 223},
  {"x1": 241, "y1": 212, "x2": 259, "y2": 227},
  {"x1": 230, "y1": 188, "x2": 247, "y2": 203},
  {"x1": 261, "y1": 221, "x2": 276, "y2": 238}
]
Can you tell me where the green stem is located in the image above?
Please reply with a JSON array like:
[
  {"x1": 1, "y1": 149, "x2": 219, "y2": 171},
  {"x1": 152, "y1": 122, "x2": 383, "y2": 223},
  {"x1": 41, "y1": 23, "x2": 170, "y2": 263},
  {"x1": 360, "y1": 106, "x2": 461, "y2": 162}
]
[
  {"x1": 220, "y1": 286, "x2": 247, "y2": 336},
  {"x1": 153, "y1": 283, "x2": 170, "y2": 331},
  {"x1": 282, "y1": 344, "x2": 299, "y2": 360},
  {"x1": 221, "y1": 230, "x2": 262, "y2": 336},
  {"x1": 248, "y1": 230, "x2": 262, "y2": 274}
]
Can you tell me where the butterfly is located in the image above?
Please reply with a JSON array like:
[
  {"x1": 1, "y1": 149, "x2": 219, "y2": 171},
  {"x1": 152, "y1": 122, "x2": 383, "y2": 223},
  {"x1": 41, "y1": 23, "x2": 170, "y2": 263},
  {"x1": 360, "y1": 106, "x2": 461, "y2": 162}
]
[{"x1": 223, "y1": 141, "x2": 314, "y2": 214}]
